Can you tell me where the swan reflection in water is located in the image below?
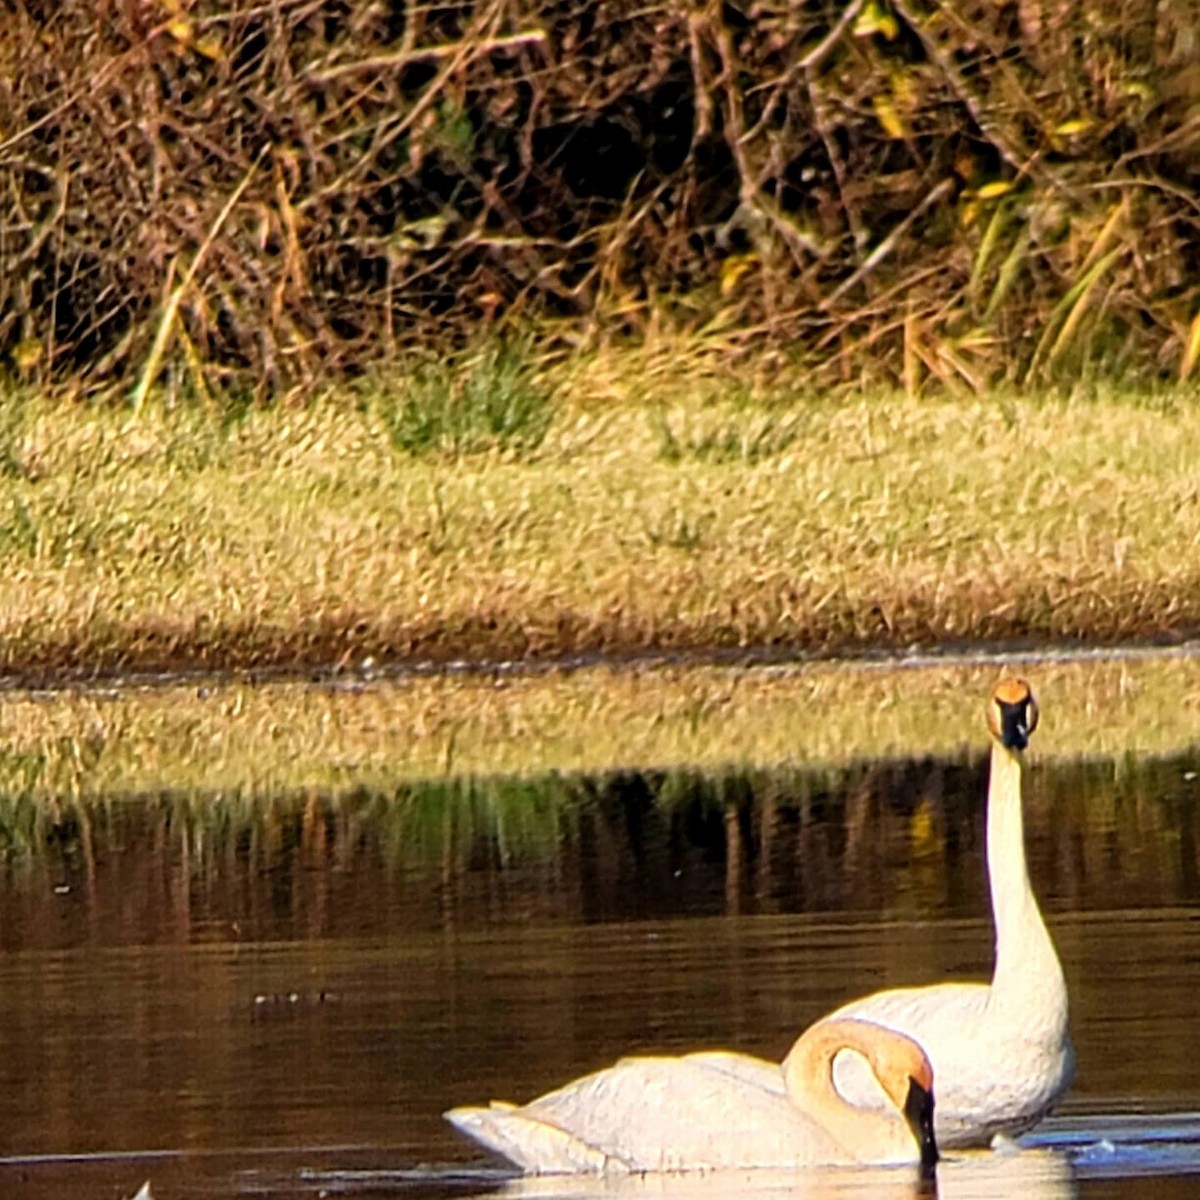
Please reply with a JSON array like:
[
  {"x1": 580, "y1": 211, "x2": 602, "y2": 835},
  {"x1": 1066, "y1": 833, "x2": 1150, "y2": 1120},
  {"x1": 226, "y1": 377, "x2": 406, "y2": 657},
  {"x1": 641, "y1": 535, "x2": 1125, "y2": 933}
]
[{"x1": 461, "y1": 1148, "x2": 1075, "y2": 1200}]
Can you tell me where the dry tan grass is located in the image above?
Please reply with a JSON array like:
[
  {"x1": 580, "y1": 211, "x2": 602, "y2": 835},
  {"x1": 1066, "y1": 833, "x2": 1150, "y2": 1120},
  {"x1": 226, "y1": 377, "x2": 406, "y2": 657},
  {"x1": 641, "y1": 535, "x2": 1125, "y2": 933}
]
[
  {"x1": 2, "y1": 653, "x2": 1196, "y2": 799},
  {"x1": 0, "y1": 369, "x2": 1198, "y2": 676}
]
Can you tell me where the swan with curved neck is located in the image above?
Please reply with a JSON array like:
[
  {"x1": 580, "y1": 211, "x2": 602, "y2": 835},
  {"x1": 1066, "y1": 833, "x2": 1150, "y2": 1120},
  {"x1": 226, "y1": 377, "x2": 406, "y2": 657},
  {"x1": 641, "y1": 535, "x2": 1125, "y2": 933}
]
[
  {"x1": 446, "y1": 1018, "x2": 937, "y2": 1173},
  {"x1": 818, "y1": 677, "x2": 1073, "y2": 1146}
]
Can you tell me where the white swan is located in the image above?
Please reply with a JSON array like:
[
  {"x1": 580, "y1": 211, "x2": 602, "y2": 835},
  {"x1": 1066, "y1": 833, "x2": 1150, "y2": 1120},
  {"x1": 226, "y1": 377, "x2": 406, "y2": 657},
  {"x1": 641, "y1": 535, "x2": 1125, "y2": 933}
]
[
  {"x1": 446, "y1": 1018, "x2": 938, "y2": 1173},
  {"x1": 818, "y1": 677, "x2": 1074, "y2": 1147}
]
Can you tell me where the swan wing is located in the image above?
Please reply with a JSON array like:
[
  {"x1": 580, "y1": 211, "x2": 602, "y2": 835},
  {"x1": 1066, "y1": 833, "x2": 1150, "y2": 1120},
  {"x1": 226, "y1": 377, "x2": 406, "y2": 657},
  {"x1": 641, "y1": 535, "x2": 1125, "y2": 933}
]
[
  {"x1": 823, "y1": 982, "x2": 1067, "y2": 1144},
  {"x1": 825, "y1": 983, "x2": 990, "y2": 1113},
  {"x1": 829, "y1": 980, "x2": 990, "y2": 1041},
  {"x1": 678, "y1": 1050, "x2": 785, "y2": 1094},
  {"x1": 446, "y1": 1102, "x2": 624, "y2": 1174}
]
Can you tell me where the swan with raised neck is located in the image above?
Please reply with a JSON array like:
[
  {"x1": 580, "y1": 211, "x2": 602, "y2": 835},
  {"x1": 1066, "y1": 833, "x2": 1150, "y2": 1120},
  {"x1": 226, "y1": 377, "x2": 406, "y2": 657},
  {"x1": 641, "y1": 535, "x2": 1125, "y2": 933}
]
[{"x1": 815, "y1": 677, "x2": 1074, "y2": 1147}]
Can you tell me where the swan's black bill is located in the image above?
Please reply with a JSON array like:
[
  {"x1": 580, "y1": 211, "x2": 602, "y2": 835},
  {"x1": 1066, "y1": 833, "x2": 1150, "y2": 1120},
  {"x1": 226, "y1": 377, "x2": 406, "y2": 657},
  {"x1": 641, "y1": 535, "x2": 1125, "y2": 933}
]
[
  {"x1": 997, "y1": 695, "x2": 1036, "y2": 751},
  {"x1": 903, "y1": 1077, "x2": 938, "y2": 1176}
]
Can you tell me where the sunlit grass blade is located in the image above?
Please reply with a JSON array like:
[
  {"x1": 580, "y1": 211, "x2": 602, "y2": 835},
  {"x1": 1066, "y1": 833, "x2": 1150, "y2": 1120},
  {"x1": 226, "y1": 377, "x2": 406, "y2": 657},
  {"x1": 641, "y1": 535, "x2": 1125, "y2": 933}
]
[
  {"x1": 968, "y1": 201, "x2": 1013, "y2": 309},
  {"x1": 1027, "y1": 247, "x2": 1126, "y2": 381},
  {"x1": 1180, "y1": 308, "x2": 1200, "y2": 382},
  {"x1": 982, "y1": 225, "x2": 1031, "y2": 324}
]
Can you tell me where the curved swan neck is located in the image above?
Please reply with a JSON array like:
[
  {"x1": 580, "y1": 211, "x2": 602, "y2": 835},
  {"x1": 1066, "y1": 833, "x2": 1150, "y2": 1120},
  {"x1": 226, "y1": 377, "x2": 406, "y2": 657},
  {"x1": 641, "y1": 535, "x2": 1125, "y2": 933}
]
[
  {"x1": 986, "y1": 742, "x2": 1064, "y2": 1004},
  {"x1": 783, "y1": 1020, "x2": 917, "y2": 1163}
]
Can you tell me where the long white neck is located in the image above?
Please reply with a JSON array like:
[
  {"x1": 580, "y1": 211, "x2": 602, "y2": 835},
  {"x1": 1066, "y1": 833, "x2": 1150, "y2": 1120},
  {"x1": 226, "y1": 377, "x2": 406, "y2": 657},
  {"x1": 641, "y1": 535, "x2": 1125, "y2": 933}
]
[
  {"x1": 986, "y1": 742, "x2": 1067, "y2": 1029},
  {"x1": 783, "y1": 1021, "x2": 917, "y2": 1165}
]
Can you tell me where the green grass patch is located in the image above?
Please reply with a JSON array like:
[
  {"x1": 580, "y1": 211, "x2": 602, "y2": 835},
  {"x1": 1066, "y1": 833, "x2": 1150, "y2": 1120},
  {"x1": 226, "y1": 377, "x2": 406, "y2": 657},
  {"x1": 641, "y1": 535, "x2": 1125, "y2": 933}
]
[
  {"x1": 369, "y1": 341, "x2": 555, "y2": 458},
  {"x1": 651, "y1": 406, "x2": 811, "y2": 464}
]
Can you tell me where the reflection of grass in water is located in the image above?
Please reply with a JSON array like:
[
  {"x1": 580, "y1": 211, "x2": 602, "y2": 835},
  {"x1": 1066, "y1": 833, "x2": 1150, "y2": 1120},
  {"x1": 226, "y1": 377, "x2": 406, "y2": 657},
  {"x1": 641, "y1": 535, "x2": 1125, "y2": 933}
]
[
  {"x1": 0, "y1": 766, "x2": 880, "y2": 874},
  {"x1": 368, "y1": 775, "x2": 582, "y2": 869},
  {"x1": 0, "y1": 653, "x2": 1194, "y2": 802},
  {"x1": 0, "y1": 774, "x2": 588, "y2": 872},
  {"x1": 0, "y1": 788, "x2": 50, "y2": 860},
  {"x1": 1, "y1": 748, "x2": 1197, "y2": 926}
]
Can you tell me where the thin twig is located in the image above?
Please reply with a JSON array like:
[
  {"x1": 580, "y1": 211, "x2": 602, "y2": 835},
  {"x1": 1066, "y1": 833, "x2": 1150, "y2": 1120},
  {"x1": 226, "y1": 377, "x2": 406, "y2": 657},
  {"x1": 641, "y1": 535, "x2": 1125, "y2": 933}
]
[
  {"x1": 0, "y1": 55, "x2": 127, "y2": 159},
  {"x1": 130, "y1": 147, "x2": 267, "y2": 414},
  {"x1": 819, "y1": 179, "x2": 956, "y2": 311},
  {"x1": 799, "y1": 0, "x2": 866, "y2": 72},
  {"x1": 300, "y1": 0, "x2": 510, "y2": 213},
  {"x1": 306, "y1": 30, "x2": 548, "y2": 83}
]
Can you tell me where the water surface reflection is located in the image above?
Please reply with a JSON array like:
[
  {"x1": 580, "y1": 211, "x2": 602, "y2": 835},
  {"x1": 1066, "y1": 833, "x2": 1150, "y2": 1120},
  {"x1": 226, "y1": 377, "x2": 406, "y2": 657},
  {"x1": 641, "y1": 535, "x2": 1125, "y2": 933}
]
[
  {"x1": 0, "y1": 749, "x2": 1196, "y2": 1197},
  {"x1": 3, "y1": 748, "x2": 1199, "y2": 946},
  {"x1": 478, "y1": 1149, "x2": 1076, "y2": 1200}
]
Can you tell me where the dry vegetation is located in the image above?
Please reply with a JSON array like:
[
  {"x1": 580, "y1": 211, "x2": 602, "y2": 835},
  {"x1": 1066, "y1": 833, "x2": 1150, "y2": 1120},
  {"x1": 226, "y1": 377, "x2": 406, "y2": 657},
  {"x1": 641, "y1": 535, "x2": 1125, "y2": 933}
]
[
  {"x1": 0, "y1": 371, "x2": 1196, "y2": 676},
  {"x1": 3, "y1": 1, "x2": 1200, "y2": 396},
  {"x1": 1, "y1": 653, "x2": 1196, "y2": 799}
]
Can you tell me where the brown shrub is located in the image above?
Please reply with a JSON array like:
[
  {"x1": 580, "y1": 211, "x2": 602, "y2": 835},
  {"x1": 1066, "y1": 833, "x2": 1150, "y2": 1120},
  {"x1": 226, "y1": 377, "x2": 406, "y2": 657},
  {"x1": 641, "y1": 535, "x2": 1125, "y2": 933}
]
[{"x1": 1, "y1": 0, "x2": 1199, "y2": 397}]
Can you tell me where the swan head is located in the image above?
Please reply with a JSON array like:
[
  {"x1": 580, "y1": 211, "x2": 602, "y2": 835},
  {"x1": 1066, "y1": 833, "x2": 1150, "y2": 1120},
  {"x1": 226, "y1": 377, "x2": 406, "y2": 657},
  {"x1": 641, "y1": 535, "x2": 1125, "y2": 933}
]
[
  {"x1": 987, "y1": 677, "x2": 1039, "y2": 752},
  {"x1": 797, "y1": 1019, "x2": 938, "y2": 1172},
  {"x1": 866, "y1": 1025, "x2": 938, "y2": 1174}
]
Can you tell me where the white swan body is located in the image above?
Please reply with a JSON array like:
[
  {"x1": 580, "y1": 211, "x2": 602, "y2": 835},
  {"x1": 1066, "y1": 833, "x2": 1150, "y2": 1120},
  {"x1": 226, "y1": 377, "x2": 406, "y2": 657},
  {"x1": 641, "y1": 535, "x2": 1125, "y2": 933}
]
[
  {"x1": 819, "y1": 678, "x2": 1074, "y2": 1147},
  {"x1": 447, "y1": 1018, "x2": 937, "y2": 1174}
]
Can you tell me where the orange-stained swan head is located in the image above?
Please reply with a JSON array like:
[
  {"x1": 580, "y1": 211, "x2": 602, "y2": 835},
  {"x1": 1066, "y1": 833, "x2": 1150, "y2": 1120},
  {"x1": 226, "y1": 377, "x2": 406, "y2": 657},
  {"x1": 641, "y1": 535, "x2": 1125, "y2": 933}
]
[
  {"x1": 858, "y1": 1022, "x2": 938, "y2": 1175},
  {"x1": 786, "y1": 1018, "x2": 938, "y2": 1172},
  {"x1": 987, "y1": 677, "x2": 1039, "y2": 752}
]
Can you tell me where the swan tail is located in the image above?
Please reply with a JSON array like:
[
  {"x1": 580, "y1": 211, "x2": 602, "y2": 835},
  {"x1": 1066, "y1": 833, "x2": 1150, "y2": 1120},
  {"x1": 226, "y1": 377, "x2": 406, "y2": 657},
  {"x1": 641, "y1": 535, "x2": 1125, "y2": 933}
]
[{"x1": 444, "y1": 1105, "x2": 622, "y2": 1175}]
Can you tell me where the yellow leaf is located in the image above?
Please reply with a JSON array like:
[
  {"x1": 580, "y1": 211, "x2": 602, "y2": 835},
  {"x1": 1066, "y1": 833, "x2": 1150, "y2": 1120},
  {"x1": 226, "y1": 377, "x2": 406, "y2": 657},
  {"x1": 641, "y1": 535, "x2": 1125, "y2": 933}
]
[
  {"x1": 976, "y1": 180, "x2": 1015, "y2": 200},
  {"x1": 166, "y1": 17, "x2": 193, "y2": 44},
  {"x1": 889, "y1": 67, "x2": 918, "y2": 110},
  {"x1": 1054, "y1": 117, "x2": 1093, "y2": 137},
  {"x1": 719, "y1": 254, "x2": 758, "y2": 298},
  {"x1": 872, "y1": 94, "x2": 908, "y2": 140},
  {"x1": 195, "y1": 36, "x2": 224, "y2": 61},
  {"x1": 854, "y1": 1, "x2": 900, "y2": 41},
  {"x1": 13, "y1": 337, "x2": 42, "y2": 372}
]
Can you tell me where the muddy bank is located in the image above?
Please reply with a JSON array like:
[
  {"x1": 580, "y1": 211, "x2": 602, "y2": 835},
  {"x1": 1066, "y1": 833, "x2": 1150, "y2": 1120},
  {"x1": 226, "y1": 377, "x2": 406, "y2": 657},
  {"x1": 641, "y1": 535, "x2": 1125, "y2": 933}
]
[{"x1": 2, "y1": 604, "x2": 1198, "y2": 692}]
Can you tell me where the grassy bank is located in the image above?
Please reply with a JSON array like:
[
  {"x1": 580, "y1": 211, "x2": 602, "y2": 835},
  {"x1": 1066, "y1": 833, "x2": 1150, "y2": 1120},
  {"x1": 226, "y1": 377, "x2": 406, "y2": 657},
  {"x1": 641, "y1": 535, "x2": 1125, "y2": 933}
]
[
  {"x1": 0, "y1": 360, "x2": 1198, "y2": 677},
  {"x1": 1, "y1": 654, "x2": 1196, "y2": 800}
]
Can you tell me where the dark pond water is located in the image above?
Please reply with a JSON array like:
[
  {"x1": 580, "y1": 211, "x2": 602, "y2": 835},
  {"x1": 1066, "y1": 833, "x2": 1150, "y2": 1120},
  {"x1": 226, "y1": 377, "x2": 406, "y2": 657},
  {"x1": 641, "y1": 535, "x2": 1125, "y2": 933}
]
[{"x1": 1, "y1": 747, "x2": 1199, "y2": 1198}]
